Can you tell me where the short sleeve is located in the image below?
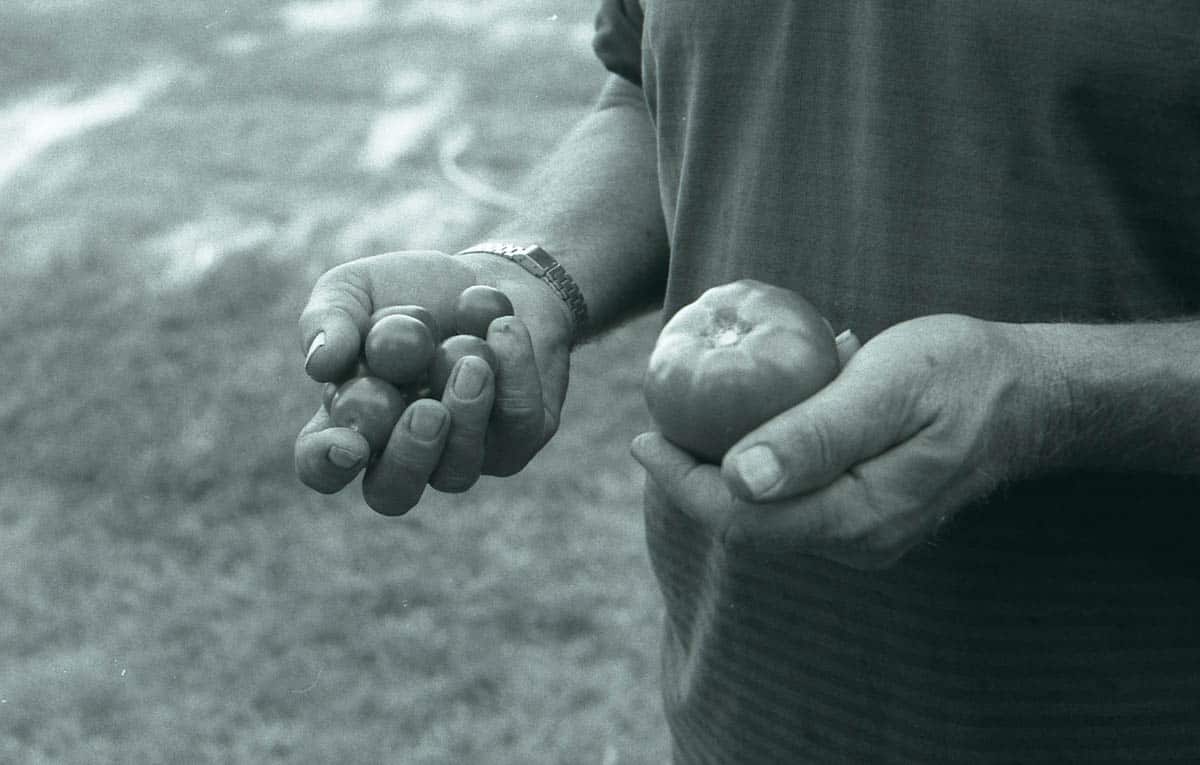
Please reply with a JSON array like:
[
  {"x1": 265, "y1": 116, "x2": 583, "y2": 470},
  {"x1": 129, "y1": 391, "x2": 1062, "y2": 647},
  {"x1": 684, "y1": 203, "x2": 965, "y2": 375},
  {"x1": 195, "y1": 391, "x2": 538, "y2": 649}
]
[{"x1": 593, "y1": 0, "x2": 645, "y2": 87}]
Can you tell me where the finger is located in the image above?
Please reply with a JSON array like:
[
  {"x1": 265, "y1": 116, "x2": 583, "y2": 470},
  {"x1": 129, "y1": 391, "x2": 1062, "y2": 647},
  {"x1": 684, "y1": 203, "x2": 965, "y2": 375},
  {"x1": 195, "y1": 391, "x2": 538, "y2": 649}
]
[
  {"x1": 429, "y1": 355, "x2": 495, "y2": 493},
  {"x1": 631, "y1": 432, "x2": 735, "y2": 533},
  {"x1": 361, "y1": 399, "x2": 450, "y2": 516},
  {"x1": 631, "y1": 430, "x2": 892, "y2": 558},
  {"x1": 716, "y1": 473, "x2": 894, "y2": 563},
  {"x1": 294, "y1": 408, "x2": 372, "y2": 494},
  {"x1": 727, "y1": 435, "x2": 973, "y2": 568},
  {"x1": 298, "y1": 264, "x2": 373, "y2": 382},
  {"x1": 720, "y1": 366, "x2": 924, "y2": 503},
  {"x1": 482, "y1": 316, "x2": 545, "y2": 476}
]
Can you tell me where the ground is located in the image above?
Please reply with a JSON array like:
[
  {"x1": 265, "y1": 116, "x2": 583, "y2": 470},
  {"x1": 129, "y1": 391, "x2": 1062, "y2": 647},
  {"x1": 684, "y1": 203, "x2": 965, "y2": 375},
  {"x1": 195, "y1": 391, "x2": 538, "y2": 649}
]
[{"x1": 0, "y1": 1, "x2": 667, "y2": 762}]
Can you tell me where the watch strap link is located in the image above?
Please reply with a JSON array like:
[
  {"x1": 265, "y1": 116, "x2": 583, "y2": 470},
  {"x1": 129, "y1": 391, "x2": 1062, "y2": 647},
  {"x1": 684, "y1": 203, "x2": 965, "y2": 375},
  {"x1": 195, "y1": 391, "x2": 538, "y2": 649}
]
[{"x1": 456, "y1": 242, "x2": 588, "y2": 332}]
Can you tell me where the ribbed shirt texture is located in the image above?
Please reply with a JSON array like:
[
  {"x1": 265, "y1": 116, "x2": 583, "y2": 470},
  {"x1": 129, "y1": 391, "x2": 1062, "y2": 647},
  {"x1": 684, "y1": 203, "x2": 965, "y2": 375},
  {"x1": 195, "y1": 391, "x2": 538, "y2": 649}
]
[{"x1": 595, "y1": 1, "x2": 1200, "y2": 761}]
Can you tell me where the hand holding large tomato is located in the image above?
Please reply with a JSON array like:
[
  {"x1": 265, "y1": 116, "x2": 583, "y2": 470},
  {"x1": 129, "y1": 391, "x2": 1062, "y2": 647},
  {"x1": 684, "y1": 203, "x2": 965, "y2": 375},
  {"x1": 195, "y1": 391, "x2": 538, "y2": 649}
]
[
  {"x1": 294, "y1": 250, "x2": 574, "y2": 515},
  {"x1": 633, "y1": 313, "x2": 1053, "y2": 569}
]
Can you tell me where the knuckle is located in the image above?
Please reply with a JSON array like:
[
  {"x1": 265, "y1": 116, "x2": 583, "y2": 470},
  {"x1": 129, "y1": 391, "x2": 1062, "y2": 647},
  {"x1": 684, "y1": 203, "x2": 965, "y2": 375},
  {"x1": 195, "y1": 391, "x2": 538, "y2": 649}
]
[
  {"x1": 316, "y1": 266, "x2": 372, "y2": 314},
  {"x1": 379, "y1": 439, "x2": 439, "y2": 475},
  {"x1": 805, "y1": 418, "x2": 839, "y2": 476},
  {"x1": 443, "y1": 428, "x2": 488, "y2": 462},
  {"x1": 492, "y1": 392, "x2": 543, "y2": 426},
  {"x1": 315, "y1": 261, "x2": 357, "y2": 291}
]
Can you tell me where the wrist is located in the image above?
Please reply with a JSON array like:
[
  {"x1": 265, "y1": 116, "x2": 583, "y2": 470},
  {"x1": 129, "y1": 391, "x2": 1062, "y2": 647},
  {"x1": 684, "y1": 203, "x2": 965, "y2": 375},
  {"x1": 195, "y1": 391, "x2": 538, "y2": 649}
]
[
  {"x1": 1009, "y1": 320, "x2": 1200, "y2": 476},
  {"x1": 456, "y1": 250, "x2": 576, "y2": 346},
  {"x1": 1004, "y1": 322, "x2": 1079, "y2": 477}
]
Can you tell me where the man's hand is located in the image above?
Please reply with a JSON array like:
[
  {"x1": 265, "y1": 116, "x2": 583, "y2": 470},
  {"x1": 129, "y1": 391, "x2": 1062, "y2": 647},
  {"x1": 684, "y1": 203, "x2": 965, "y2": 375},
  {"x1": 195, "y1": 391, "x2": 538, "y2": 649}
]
[
  {"x1": 294, "y1": 250, "x2": 574, "y2": 515},
  {"x1": 632, "y1": 314, "x2": 1055, "y2": 569}
]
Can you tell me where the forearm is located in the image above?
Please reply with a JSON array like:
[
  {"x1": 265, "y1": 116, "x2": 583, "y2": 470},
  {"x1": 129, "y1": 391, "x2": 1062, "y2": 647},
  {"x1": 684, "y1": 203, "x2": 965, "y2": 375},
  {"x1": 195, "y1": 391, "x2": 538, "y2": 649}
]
[
  {"x1": 1025, "y1": 319, "x2": 1200, "y2": 475},
  {"x1": 458, "y1": 75, "x2": 669, "y2": 339}
]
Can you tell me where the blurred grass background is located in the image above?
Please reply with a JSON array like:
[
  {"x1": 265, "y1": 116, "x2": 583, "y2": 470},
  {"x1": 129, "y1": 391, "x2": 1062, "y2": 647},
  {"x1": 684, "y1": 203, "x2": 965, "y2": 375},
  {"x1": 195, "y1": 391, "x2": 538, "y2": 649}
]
[{"x1": 0, "y1": 1, "x2": 667, "y2": 762}]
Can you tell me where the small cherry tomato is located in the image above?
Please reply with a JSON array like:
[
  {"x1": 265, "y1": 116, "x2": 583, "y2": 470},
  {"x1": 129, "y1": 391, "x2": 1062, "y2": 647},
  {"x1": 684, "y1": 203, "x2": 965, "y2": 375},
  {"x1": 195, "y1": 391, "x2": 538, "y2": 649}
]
[
  {"x1": 329, "y1": 376, "x2": 408, "y2": 454},
  {"x1": 429, "y1": 334, "x2": 498, "y2": 397},
  {"x1": 371, "y1": 304, "x2": 441, "y2": 343},
  {"x1": 643, "y1": 279, "x2": 840, "y2": 464},
  {"x1": 364, "y1": 314, "x2": 436, "y2": 387},
  {"x1": 454, "y1": 285, "x2": 514, "y2": 338}
]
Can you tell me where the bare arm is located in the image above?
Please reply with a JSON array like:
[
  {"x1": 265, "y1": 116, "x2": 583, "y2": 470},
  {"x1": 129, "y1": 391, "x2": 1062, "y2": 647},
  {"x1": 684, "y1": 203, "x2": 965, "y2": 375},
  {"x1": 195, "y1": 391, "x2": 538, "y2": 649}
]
[
  {"x1": 458, "y1": 74, "x2": 670, "y2": 340},
  {"x1": 296, "y1": 74, "x2": 670, "y2": 512},
  {"x1": 1030, "y1": 319, "x2": 1200, "y2": 475},
  {"x1": 633, "y1": 313, "x2": 1200, "y2": 569}
]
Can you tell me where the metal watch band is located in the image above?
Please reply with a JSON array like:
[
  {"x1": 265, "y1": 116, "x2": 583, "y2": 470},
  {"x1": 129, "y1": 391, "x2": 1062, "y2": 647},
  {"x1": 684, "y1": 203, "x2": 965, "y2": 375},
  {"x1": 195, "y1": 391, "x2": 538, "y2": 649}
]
[{"x1": 455, "y1": 242, "x2": 588, "y2": 333}]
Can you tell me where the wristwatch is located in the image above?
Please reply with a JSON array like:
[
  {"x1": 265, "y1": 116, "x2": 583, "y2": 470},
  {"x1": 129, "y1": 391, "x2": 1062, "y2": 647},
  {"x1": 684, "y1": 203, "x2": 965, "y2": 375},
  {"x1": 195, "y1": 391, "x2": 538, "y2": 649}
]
[{"x1": 456, "y1": 242, "x2": 589, "y2": 333}]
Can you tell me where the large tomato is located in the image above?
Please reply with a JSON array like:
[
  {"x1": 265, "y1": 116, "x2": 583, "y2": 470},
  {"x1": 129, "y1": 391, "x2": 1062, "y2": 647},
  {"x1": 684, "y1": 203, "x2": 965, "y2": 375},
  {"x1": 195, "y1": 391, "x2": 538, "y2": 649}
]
[{"x1": 644, "y1": 279, "x2": 840, "y2": 464}]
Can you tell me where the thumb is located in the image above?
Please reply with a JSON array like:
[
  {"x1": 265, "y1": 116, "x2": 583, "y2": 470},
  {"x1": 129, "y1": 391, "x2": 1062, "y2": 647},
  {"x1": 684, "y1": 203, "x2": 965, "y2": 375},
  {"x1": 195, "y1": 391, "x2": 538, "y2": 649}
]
[
  {"x1": 632, "y1": 432, "x2": 734, "y2": 531},
  {"x1": 298, "y1": 264, "x2": 373, "y2": 382},
  {"x1": 720, "y1": 365, "x2": 919, "y2": 502}
]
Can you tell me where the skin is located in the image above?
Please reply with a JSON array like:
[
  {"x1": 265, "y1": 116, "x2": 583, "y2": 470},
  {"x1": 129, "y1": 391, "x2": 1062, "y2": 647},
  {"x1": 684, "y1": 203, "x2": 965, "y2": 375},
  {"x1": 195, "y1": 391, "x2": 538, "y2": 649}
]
[
  {"x1": 297, "y1": 73, "x2": 1200, "y2": 572},
  {"x1": 294, "y1": 76, "x2": 668, "y2": 516},
  {"x1": 295, "y1": 251, "x2": 572, "y2": 513},
  {"x1": 633, "y1": 314, "x2": 1200, "y2": 569},
  {"x1": 634, "y1": 315, "x2": 1036, "y2": 569}
]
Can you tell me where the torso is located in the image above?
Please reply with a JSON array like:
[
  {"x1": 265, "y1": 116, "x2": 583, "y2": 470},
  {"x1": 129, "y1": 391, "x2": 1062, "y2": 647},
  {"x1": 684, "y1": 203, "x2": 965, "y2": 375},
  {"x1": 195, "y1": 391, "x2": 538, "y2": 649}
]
[{"x1": 633, "y1": 3, "x2": 1200, "y2": 760}]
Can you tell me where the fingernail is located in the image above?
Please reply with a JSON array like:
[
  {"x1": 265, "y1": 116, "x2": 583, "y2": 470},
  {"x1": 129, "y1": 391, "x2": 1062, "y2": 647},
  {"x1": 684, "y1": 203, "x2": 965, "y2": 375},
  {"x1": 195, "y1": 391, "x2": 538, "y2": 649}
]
[
  {"x1": 834, "y1": 328, "x2": 861, "y2": 366},
  {"x1": 328, "y1": 445, "x2": 365, "y2": 470},
  {"x1": 305, "y1": 332, "x2": 327, "y2": 371},
  {"x1": 490, "y1": 316, "x2": 515, "y2": 334},
  {"x1": 731, "y1": 445, "x2": 782, "y2": 497},
  {"x1": 452, "y1": 357, "x2": 488, "y2": 399},
  {"x1": 407, "y1": 405, "x2": 447, "y2": 440}
]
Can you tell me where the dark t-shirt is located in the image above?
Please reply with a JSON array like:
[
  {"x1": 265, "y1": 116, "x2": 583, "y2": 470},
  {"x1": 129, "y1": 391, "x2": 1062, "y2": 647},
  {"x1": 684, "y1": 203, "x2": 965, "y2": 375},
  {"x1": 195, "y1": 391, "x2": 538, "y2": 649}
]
[{"x1": 596, "y1": 1, "x2": 1200, "y2": 761}]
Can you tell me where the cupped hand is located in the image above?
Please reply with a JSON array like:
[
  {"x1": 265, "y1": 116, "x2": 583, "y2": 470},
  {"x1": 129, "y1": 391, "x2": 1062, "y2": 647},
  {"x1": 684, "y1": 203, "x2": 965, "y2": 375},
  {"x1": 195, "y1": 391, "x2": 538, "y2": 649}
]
[
  {"x1": 632, "y1": 314, "x2": 1053, "y2": 569},
  {"x1": 294, "y1": 250, "x2": 574, "y2": 515}
]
